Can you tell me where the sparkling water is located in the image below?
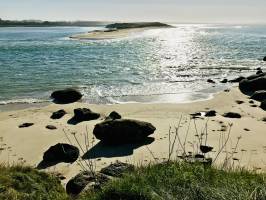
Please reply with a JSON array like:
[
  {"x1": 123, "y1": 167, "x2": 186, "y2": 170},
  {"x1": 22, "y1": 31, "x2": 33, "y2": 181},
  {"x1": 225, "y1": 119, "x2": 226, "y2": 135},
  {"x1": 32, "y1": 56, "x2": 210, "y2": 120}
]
[{"x1": 0, "y1": 24, "x2": 265, "y2": 105}]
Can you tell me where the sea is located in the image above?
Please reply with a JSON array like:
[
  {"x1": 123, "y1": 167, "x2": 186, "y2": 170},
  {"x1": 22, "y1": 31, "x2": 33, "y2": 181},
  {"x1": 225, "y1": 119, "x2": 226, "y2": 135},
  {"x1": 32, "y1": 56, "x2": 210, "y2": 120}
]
[{"x1": 0, "y1": 24, "x2": 266, "y2": 107}]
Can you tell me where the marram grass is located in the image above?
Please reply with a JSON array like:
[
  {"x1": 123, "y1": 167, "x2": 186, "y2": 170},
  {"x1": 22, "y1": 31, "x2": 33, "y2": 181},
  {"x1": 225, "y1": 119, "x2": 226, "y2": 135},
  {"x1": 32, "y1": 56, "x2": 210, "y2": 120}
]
[{"x1": 1, "y1": 162, "x2": 266, "y2": 200}]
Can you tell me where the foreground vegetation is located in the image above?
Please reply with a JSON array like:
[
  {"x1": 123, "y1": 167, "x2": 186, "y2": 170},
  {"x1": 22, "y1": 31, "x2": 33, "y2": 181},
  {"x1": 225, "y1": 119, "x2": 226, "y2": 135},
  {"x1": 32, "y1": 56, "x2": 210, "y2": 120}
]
[
  {"x1": 0, "y1": 165, "x2": 68, "y2": 200},
  {"x1": 81, "y1": 161, "x2": 266, "y2": 200},
  {"x1": 1, "y1": 162, "x2": 266, "y2": 200}
]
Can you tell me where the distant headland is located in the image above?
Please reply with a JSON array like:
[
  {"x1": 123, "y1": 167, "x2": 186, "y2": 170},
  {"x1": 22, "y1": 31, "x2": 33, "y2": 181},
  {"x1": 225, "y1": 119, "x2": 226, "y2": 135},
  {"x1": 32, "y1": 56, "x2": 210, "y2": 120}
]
[
  {"x1": 105, "y1": 22, "x2": 172, "y2": 29},
  {"x1": 70, "y1": 22, "x2": 172, "y2": 40}
]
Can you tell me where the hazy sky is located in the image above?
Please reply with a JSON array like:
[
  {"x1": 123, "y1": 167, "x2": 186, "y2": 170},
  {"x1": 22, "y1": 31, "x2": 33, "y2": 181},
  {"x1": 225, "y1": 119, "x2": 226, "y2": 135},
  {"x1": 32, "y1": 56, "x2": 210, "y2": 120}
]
[{"x1": 1, "y1": 0, "x2": 266, "y2": 23}]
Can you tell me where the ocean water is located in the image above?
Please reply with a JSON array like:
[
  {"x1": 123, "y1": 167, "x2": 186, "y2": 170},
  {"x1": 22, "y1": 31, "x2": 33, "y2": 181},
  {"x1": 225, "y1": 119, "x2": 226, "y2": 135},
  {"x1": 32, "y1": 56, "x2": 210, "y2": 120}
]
[{"x1": 0, "y1": 24, "x2": 266, "y2": 105}]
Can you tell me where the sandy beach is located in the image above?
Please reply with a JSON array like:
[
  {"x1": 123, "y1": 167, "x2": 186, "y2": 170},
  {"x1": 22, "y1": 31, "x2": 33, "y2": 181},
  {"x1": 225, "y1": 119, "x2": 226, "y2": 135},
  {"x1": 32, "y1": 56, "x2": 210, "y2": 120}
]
[
  {"x1": 0, "y1": 86, "x2": 266, "y2": 185},
  {"x1": 70, "y1": 27, "x2": 161, "y2": 40}
]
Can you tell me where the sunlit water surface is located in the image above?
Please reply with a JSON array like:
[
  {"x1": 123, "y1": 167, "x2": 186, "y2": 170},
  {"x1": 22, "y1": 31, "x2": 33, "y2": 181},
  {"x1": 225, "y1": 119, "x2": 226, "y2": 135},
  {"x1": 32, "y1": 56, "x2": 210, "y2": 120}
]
[{"x1": 0, "y1": 24, "x2": 266, "y2": 105}]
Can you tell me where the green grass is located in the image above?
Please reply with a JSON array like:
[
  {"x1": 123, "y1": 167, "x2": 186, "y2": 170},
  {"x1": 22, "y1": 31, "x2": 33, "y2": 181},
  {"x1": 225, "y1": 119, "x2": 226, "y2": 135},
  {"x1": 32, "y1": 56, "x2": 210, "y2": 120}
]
[
  {"x1": 0, "y1": 164, "x2": 69, "y2": 200},
  {"x1": 80, "y1": 162, "x2": 266, "y2": 200},
  {"x1": 1, "y1": 162, "x2": 266, "y2": 200}
]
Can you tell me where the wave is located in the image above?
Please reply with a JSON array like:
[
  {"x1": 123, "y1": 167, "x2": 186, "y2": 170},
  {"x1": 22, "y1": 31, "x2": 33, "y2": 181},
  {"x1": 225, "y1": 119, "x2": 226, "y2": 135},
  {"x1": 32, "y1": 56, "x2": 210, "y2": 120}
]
[{"x1": 0, "y1": 98, "x2": 50, "y2": 105}]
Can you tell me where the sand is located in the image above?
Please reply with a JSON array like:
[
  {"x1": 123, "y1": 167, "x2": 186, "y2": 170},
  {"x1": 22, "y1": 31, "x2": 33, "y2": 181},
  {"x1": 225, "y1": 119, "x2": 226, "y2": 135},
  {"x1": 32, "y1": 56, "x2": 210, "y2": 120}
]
[
  {"x1": 0, "y1": 87, "x2": 266, "y2": 185},
  {"x1": 70, "y1": 27, "x2": 157, "y2": 40}
]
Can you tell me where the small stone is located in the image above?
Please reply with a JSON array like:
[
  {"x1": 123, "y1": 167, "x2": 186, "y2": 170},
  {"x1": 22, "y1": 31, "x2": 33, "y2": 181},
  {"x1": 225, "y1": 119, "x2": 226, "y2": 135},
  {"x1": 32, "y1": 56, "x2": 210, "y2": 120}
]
[
  {"x1": 19, "y1": 123, "x2": 34, "y2": 128},
  {"x1": 220, "y1": 79, "x2": 228, "y2": 83},
  {"x1": 207, "y1": 79, "x2": 215, "y2": 84},
  {"x1": 50, "y1": 109, "x2": 66, "y2": 119},
  {"x1": 223, "y1": 112, "x2": 241, "y2": 118},
  {"x1": 236, "y1": 100, "x2": 244, "y2": 104},
  {"x1": 105, "y1": 111, "x2": 122, "y2": 120},
  {"x1": 46, "y1": 125, "x2": 57, "y2": 130}
]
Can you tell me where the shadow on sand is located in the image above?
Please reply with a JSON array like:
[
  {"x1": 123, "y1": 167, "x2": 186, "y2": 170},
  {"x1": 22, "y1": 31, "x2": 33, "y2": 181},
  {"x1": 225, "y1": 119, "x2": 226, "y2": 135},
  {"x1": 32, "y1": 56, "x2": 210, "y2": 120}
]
[
  {"x1": 36, "y1": 160, "x2": 63, "y2": 169},
  {"x1": 82, "y1": 137, "x2": 155, "y2": 160}
]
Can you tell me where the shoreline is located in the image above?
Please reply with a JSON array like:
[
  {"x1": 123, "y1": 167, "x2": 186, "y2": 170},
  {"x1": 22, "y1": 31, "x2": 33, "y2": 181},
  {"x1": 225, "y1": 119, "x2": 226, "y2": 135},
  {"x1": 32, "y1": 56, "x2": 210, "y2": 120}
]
[
  {"x1": 70, "y1": 27, "x2": 170, "y2": 40},
  {"x1": 1, "y1": 86, "x2": 266, "y2": 184},
  {"x1": 0, "y1": 89, "x2": 218, "y2": 112}
]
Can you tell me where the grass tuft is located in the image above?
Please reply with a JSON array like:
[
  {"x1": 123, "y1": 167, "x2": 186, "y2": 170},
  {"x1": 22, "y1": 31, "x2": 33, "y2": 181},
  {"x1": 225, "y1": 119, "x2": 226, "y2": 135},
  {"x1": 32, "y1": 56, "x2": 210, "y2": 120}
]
[{"x1": 0, "y1": 164, "x2": 69, "y2": 200}]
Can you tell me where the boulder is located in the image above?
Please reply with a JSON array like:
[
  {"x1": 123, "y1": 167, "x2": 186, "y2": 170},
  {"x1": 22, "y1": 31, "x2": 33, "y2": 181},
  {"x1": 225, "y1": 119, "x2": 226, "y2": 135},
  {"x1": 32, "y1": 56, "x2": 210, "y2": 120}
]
[
  {"x1": 263, "y1": 56, "x2": 266, "y2": 61},
  {"x1": 50, "y1": 109, "x2": 66, "y2": 119},
  {"x1": 250, "y1": 90, "x2": 266, "y2": 102},
  {"x1": 19, "y1": 123, "x2": 34, "y2": 128},
  {"x1": 43, "y1": 143, "x2": 79, "y2": 163},
  {"x1": 66, "y1": 171, "x2": 110, "y2": 195},
  {"x1": 100, "y1": 161, "x2": 134, "y2": 177},
  {"x1": 93, "y1": 119, "x2": 156, "y2": 144},
  {"x1": 239, "y1": 75, "x2": 266, "y2": 93},
  {"x1": 222, "y1": 112, "x2": 241, "y2": 118},
  {"x1": 260, "y1": 101, "x2": 266, "y2": 110},
  {"x1": 72, "y1": 108, "x2": 100, "y2": 123},
  {"x1": 105, "y1": 111, "x2": 122, "y2": 120},
  {"x1": 51, "y1": 89, "x2": 82, "y2": 104}
]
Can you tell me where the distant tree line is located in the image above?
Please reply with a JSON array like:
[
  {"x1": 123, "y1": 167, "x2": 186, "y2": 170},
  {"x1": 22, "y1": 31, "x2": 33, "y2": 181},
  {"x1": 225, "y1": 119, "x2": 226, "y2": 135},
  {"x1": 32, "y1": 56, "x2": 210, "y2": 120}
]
[{"x1": 0, "y1": 19, "x2": 108, "y2": 27}]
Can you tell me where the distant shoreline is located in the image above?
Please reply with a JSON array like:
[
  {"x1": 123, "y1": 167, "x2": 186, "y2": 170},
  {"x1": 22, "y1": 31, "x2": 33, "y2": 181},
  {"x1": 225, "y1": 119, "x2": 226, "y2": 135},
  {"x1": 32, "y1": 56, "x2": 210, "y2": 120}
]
[
  {"x1": 0, "y1": 19, "x2": 108, "y2": 27},
  {"x1": 70, "y1": 22, "x2": 172, "y2": 40}
]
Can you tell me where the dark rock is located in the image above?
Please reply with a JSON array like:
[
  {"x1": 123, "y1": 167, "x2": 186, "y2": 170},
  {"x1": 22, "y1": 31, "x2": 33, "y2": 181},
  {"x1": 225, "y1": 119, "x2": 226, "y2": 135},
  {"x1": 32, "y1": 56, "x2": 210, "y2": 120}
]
[
  {"x1": 260, "y1": 101, "x2": 266, "y2": 110},
  {"x1": 220, "y1": 79, "x2": 228, "y2": 83},
  {"x1": 194, "y1": 154, "x2": 205, "y2": 159},
  {"x1": 51, "y1": 88, "x2": 82, "y2": 104},
  {"x1": 257, "y1": 67, "x2": 262, "y2": 71},
  {"x1": 263, "y1": 56, "x2": 266, "y2": 61},
  {"x1": 190, "y1": 112, "x2": 202, "y2": 119},
  {"x1": 222, "y1": 112, "x2": 241, "y2": 118},
  {"x1": 19, "y1": 123, "x2": 34, "y2": 128},
  {"x1": 250, "y1": 90, "x2": 266, "y2": 102},
  {"x1": 200, "y1": 145, "x2": 213, "y2": 153},
  {"x1": 105, "y1": 111, "x2": 122, "y2": 120},
  {"x1": 229, "y1": 76, "x2": 245, "y2": 83},
  {"x1": 66, "y1": 171, "x2": 110, "y2": 195},
  {"x1": 46, "y1": 125, "x2": 57, "y2": 130},
  {"x1": 93, "y1": 119, "x2": 156, "y2": 144},
  {"x1": 239, "y1": 75, "x2": 266, "y2": 93},
  {"x1": 43, "y1": 143, "x2": 79, "y2": 163},
  {"x1": 100, "y1": 161, "x2": 134, "y2": 177},
  {"x1": 205, "y1": 110, "x2": 216, "y2": 117},
  {"x1": 50, "y1": 109, "x2": 66, "y2": 119},
  {"x1": 69, "y1": 108, "x2": 100, "y2": 124},
  {"x1": 207, "y1": 79, "x2": 215, "y2": 84},
  {"x1": 257, "y1": 70, "x2": 263, "y2": 74},
  {"x1": 249, "y1": 100, "x2": 255, "y2": 104},
  {"x1": 247, "y1": 73, "x2": 266, "y2": 80},
  {"x1": 235, "y1": 100, "x2": 244, "y2": 104}
]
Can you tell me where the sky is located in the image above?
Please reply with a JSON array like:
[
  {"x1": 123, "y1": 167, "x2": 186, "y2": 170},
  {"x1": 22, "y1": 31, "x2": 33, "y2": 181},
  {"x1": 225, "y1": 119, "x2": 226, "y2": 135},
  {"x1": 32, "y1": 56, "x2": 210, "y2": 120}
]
[{"x1": 1, "y1": 0, "x2": 266, "y2": 24}]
